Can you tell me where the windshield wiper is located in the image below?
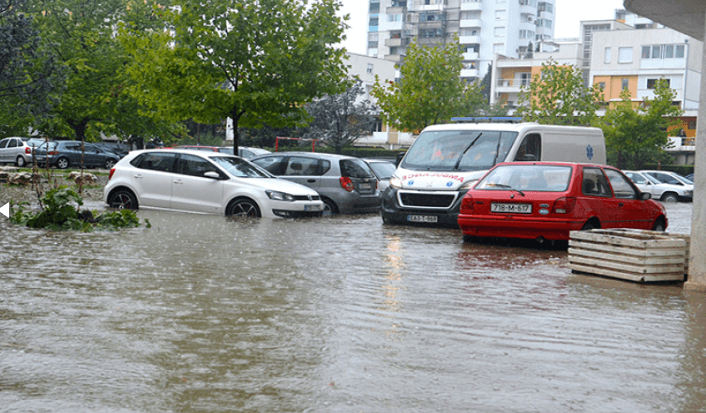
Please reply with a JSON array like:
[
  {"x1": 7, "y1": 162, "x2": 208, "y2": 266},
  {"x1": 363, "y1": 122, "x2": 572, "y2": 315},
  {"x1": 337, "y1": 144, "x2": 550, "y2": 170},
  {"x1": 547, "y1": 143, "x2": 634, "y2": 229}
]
[
  {"x1": 485, "y1": 183, "x2": 525, "y2": 197},
  {"x1": 454, "y1": 133, "x2": 482, "y2": 170}
]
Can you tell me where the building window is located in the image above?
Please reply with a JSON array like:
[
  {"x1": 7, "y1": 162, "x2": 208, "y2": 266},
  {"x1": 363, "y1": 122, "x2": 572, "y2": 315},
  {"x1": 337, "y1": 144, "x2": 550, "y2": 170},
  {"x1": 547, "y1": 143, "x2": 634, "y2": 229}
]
[
  {"x1": 651, "y1": 45, "x2": 661, "y2": 59},
  {"x1": 604, "y1": 47, "x2": 611, "y2": 63},
  {"x1": 494, "y1": 26, "x2": 505, "y2": 37},
  {"x1": 369, "y1": 17, "x2": 379, "y2": 27},
  {"x1": 647, "y1": 78, "x2": 670, "y2": 89},
  {"x1": 367, "y1": 63, "x2": 374, "y2": 74},
  {"x1": 618, "y1": 47, "x2": 633, "y2": 63},
  {"x1": 495, "y1": 10, "x2": 506, "y2": 20},
  {"x1": 369, "y1": 2, "x2": 380, "y2": 13},
  {"x1": 493, "y1": 43, "x2": 504, "y2": 53},
  {"x1": 622, "y1": 78, "x2": 630, "y2": 90},
  {"x1": 597, "y1": 81, "x2": 606, "y2": 90},
  {"x1": 675, "y1": 45, "x2": 685, "y2": 58},
  {"x1": 387, "y1": 14, "x2": 402, "y2": 22}
]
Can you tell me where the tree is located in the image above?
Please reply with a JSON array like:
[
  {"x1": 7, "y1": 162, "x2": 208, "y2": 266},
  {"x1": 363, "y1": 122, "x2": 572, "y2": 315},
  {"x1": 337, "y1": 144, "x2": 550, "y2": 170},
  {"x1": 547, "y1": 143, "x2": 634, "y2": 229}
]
[
  {"x1": 370, "y1": 39, "x2": 485, "y2": 133},
  {"x1": 27, "y1": 0, "x2": 178, "y2": 143},
  {"x1": 515, "y1": 59, "x2": 602, "y2": 126},
  {"x1": 597, "y1": 79, "x2": 682, "y2": 170},
  {"x1": 300, "y1": 79, "x2": 377, "y2": 154},
  {"x1": 119, "y1": 0, "x2": 349, "y2": 155},
  {"x1": 0, "y1": 0, "x2": 62, "y2": 135}
]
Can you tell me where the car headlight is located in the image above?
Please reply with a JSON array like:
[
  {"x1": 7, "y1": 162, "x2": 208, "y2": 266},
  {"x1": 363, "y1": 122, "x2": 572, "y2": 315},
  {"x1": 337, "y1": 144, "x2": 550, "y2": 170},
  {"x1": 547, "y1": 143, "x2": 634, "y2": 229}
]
[
  {"x1": 458, "y1": 179, "x2": 478, "y2": 191},
  {"x1": 389, "y1": 176, "x2": 402, "y2": 189},
  {"x1": 266, "y1": 191, "x2": 295, "y2": 202}
]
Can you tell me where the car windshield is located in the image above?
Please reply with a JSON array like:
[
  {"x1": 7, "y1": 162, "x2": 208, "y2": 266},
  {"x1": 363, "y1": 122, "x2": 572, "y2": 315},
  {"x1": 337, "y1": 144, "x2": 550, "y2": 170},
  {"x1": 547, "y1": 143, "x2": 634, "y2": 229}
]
[
  {"x1": 210, "y1": 156, "x2": 273, "y2": 178},
  {"x1": 368, "y1": 161, "x2": 396, "y2": 179},
  {"x1": 401, "y1": 130, "x2": 518, "y2": 172},
  {"x1": 476, "y1": 164, "x2": 573, "y2": 192},
  {"x1": 340, "y1": 158, "x2": 375, "y2": 178},
  {"x1": 673, "y1": 173, "x2": 693, "y2": 185}
]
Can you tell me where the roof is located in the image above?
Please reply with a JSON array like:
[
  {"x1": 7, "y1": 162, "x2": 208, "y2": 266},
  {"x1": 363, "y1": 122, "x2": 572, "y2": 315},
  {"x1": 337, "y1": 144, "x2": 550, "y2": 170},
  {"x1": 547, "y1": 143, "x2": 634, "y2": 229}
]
[{"x1": 624, "y1": 0, "x2": 705, "y2": 41}]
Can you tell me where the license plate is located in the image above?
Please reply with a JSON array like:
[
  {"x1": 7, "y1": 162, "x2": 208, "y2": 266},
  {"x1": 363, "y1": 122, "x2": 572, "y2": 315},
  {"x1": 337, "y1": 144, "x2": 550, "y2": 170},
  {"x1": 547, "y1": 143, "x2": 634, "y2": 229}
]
[
  {"x1": 359, "y1": 183, "x2": 372, "y2": 190},
  {"x1": 408, "y1": 215, "x2": 438, "y2": 223},
  {"x1": 305, "y1": 204, "x2": 322, "y2": 211},
  {"x1": 491, "y1": 203, "x2": 532, "y2": 214}
]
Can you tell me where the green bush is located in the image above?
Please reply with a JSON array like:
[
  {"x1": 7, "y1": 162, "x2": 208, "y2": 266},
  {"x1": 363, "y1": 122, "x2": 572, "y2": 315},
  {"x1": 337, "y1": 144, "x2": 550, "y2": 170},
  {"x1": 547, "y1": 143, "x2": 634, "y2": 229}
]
[{"x1": 10, "y1": 187, "x2": 150, "y2": 232}]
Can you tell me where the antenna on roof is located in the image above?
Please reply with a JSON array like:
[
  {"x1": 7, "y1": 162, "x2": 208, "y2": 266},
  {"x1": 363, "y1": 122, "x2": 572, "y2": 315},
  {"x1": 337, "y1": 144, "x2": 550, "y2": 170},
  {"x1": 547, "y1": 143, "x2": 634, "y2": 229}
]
[{"x1": 451, "y1": 117, "x2": 523, "y2": 124}]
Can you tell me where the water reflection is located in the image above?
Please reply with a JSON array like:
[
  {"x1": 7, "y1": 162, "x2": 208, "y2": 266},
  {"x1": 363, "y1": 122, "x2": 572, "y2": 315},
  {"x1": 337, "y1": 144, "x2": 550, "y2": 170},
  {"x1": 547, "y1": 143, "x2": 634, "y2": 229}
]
[{"x1": 1, "y1": 205, "x2": 704, "y2": 412}]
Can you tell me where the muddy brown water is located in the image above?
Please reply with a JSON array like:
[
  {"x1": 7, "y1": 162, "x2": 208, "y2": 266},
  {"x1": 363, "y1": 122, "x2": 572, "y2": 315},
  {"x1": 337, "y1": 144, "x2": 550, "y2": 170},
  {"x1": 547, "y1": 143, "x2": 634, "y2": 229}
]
[{"x1": 1, "y1": 202, "x2": 704, "y2": 412}]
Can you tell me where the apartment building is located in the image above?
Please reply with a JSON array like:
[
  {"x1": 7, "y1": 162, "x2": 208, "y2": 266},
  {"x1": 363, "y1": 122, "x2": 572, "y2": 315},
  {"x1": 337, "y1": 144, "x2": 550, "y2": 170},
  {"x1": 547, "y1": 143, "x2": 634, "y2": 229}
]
[{"x1": 366, "y1": 0, "x2": 556, "y2": 81}]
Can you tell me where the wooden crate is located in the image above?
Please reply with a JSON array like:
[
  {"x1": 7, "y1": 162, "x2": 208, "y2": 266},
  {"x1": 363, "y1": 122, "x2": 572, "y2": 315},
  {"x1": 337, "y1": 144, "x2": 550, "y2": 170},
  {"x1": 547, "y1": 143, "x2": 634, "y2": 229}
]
[{"x1": 568, "y1": 229, "x2": 687, "y2": 283}]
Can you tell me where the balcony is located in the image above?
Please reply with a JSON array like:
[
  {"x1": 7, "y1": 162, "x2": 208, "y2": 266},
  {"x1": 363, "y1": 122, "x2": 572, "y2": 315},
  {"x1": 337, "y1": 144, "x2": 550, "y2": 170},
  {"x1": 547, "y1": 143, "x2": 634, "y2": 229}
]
[
  {"x1": 459, "y1": 35, "x2": 481, "y2": 45},
  {"x1": 385, "y1": 37, "x2": 405, "y2": 47},
  {"x1": 496, "y1": 78, "x2": 530, "y2": 93},
  {"x1": 384, "y1": 54, "x2": 404, "y2": 63},
  {"x1": 461, "y1": 68, "x2": 479, "y2": 78},
  {"x1": 460, "y1": 19, "x2": 482, "y2": 28},
  {"x1": 462, "y1": 51, "x2": 479, "y2": 60},
  {"x1": 461, "y1": 1, "x2": 482, "y2": 11}
]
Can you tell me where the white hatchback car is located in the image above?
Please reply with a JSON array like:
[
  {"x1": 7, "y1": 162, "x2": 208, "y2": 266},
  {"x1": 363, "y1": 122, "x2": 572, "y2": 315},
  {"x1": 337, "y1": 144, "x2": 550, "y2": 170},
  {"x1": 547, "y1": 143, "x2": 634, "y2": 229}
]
[
  {"x1": 104, "y1": 149, "x2": 324, "y2": 218},
  {"x1": 624, "y1": 170, "x2": 693, "y2": 202}
]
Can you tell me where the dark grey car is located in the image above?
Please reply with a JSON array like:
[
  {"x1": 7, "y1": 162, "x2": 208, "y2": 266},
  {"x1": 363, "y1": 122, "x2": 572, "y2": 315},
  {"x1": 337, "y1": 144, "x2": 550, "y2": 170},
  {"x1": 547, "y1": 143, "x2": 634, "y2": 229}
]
[
  {"x1": 251, "y1": 152, "x2": 381, "y2": 215},
  {"x1": 35, "y1": 141, "x2": 120, "y2": 169}
]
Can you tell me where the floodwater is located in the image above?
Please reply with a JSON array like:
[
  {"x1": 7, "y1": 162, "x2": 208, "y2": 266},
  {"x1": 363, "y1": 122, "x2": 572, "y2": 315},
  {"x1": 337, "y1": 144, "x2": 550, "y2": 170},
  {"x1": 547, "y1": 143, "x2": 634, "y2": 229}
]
[{"x1": 1, "y1": 202, "x2": 704, "y2": 413}]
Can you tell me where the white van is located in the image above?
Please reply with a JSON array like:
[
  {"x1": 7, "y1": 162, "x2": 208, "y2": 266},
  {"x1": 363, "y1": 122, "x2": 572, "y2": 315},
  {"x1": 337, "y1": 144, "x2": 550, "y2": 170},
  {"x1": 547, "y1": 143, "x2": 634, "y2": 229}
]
[{"x1": 381, "y1": 121, "x2": 607, "y2": 226}]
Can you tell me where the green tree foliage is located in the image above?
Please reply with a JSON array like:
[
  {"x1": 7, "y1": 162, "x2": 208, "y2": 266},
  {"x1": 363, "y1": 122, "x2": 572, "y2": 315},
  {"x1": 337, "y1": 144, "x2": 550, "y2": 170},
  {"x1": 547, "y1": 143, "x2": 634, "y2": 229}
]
[
  {"x1": 371, "y1": 39, "x2": 486, "y2": 132},
  {"x1": 515, "y1": 59, "x2": 602, "y2": 126},
  {"x1": 0, "y1": 0, "x2": 62, "y2": 135},
  {"x1": 596, "y1": 79, "x2": 682, "y2": 170},
  {"x1": 118, "y1": 0, "x2": 349, "y2": 154},
  {"x1": 26, "y1": 0, "x2": 178, "y2": 143},
  {"x1": 300, "y1": 79, "x2": 377, "y2": 154}
]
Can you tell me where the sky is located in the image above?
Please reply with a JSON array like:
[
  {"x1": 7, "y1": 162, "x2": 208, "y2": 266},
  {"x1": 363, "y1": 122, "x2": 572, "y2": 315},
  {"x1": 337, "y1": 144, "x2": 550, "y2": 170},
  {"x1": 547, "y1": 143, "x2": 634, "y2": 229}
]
[{"x1": 338, "y1": 0, "x2": 627, "y2": 54}]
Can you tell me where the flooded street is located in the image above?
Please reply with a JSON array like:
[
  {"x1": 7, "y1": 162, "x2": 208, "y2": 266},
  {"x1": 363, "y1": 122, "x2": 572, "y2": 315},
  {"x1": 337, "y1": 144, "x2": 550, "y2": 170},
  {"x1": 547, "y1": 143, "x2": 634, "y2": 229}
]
[{"x1": 1, "y1": 202, "x2": 705, "y2": 412}]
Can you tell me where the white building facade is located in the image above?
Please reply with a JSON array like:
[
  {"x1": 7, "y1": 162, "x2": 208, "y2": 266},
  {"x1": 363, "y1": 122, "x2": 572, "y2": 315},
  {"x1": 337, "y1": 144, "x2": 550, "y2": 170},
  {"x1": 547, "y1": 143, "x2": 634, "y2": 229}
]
[{"x1": 366, "y1": 0, "x2": 556, "y2": 82}]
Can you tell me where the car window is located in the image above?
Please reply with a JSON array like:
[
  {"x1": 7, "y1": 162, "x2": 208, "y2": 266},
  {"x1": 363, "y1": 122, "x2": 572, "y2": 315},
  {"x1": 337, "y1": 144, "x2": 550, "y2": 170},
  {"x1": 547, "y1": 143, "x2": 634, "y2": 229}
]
[
  {"x1": 514, "y1": 133, "x2": 541, "y2": 161},
  {"x1": 133, "y1": 152, "x2": 176, "y2": 172},
  {"x1": 7, "y1": 138, "x2": 18, "y2": 148},
  {"x1": 0, "y1": 139, "x2": 8, "y2": 149},
  {"x1": 647, "y1": 172, "x2": 680, "y2": 185},
  {"x1": 477, "y1": 164, "x2": 572, "y2": 192},
  {"x1": 65, "y1": 143, "x2": 82, "y2": 151},
  {"x1": 252, "y1": 156, "x2": 285, "y2": 174},
  {"x1": 285, "y1": 156, "x2": 319, "y2": 176},
  {"x1": 368, "y1": 161, "x2": 396, "y2": 179},
  {"x1": 218, "y1": 147, "x2": 234, "y2": 155},
  {"x1": 582, "y1": 167, "x2": 612, "y2": 197},
  {"x1": 176, "y1": 153, "x2": 221, "y2": 177},
  {"x1": 210, "y1": 156, "x2": 271, "y2": 178},
  {"x1": 340, "y1": 159, "x2": 374, "y2": 178},
  {"x1": 626, "y1": 172, "x2": 647, "y2": 185},
  {"x1": 604, "y1": 169, "x2": 638, "y2": 199}
]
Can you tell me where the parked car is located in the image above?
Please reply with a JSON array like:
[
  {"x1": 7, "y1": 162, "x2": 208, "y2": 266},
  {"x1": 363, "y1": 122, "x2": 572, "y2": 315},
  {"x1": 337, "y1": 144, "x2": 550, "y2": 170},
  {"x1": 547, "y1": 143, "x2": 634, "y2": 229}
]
[
  {"x1": 364, "y1": 159, "x2": 397, "y2": 193},
  {"x1": 176, "y1": 145, "x2": 271, "y2": 159},
  {"x1": 624, "y1": 171, "x2": 692, "y2": 203},
  {"x1": 34, "y1": 141, "x2": 121, "y2": 169},
  {"x1": 639, "y1": 170, "x2": 694, "y2": 202},
  {"x1": 104, "y1": 149, "x2": 323, "y2": 218},
  {"x1": 0, "y1": 137, "x2": 34, "y2": 167},
  {"x1": 250, "y1": 152, "x2": 380, "y2": 215},
  {"x1": 93, "y1": 142, "x2": 130, "y2": 159},
  {"x1": 685, "y1": 173, "x2": 694, "y2": 181},
  {"x1": 458, "y1": 162, "x2": 667, "y2": 243}
]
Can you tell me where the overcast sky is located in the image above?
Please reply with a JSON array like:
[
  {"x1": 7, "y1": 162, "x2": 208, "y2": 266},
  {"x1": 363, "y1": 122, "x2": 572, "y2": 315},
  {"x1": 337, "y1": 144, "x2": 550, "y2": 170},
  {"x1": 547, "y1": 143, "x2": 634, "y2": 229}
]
[{"x1": 338, "y1": 0, "x2": 627, "y2": 54}]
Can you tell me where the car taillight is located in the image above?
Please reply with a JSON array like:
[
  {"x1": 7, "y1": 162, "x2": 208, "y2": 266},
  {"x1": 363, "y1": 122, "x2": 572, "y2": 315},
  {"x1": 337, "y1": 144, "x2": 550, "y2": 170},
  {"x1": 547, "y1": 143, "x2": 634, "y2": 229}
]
[
  {"x1": 340, "y1": 177, "x2": 354, "y2": 192},
  {"x1": 108, "y1": 168, "x2": 115, "y2": 180},
  {"x1": 554, "y1": 197, "x2": 576, "y2": 214},
  {"x1": 48, "y1": 151, "x2": 58, "y2": 156},
  {"x1": 460, "y1": 194, "x2": 474, "y2": 213},
  {"x1": 25, "y1": 147, "x2": 31, "y2": 154}
]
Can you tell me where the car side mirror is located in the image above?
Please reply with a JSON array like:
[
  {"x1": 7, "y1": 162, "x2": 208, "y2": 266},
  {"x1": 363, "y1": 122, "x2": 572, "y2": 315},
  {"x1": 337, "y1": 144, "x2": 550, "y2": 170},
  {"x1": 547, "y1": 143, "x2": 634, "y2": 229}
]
[
  {"x1": 640, "y1": 192, "x2": 652, "y2": 200},
  {"x1": 204, "y1": 171, "x2": 221, "y2": 179},
  {"x1": 395, "y1": 151, "x2": 406, "y2": 167}
]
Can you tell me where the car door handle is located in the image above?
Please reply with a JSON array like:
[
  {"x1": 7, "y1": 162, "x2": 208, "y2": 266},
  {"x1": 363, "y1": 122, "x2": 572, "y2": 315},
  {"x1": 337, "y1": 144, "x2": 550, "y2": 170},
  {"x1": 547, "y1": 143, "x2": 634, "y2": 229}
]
[
  {"x1": 174, "y1": 179, "x2": 184, "y2": 185},
  {"x1": 134, "y1": 174, "x2": 143, "y2": 179},
  {"x1": 307, "y1": 179, "x2": 316, "y2": 183},
  {"x1": 619, "y1": 203, "x2": 624, "y2": 207}
]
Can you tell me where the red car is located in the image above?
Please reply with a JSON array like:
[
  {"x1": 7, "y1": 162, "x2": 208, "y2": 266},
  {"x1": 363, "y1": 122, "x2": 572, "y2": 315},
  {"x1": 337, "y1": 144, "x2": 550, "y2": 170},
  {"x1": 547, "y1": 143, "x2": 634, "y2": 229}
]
[{"x1": 458, "y1": 162, "x2": 668, "y2": 242}]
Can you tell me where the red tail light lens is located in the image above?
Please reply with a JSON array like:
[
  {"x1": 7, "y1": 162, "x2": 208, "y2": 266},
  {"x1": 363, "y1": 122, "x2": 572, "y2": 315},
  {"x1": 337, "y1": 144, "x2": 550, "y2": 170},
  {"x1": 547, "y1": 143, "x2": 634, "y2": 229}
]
[
  {"x1": 554, "y1": 197, "x2": 576, "y2": 214},
  {"x1": 340, "y1": 177, "x2": 354, "y2": 192},
  {"x1": 108, "y1": 168, "x2": 116, "y2": 180},
  {"x1": 48, "y1": 151, "x2": 58, "y2": 156},
  {"x1": 25, "y1": 147, "x2": 31, "y2": 154},
  {"x1": 460, "y1": 194, "x2": 474, "y2": 213}
]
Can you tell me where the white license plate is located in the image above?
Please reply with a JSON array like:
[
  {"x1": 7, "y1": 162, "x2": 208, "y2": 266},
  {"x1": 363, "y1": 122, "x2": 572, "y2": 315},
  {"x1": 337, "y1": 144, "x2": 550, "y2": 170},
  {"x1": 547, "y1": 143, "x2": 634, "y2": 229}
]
[
  {"x1": 491, "y1": 203, "x2": 532, "y2": 214},
  {"x1": 359, "y1": 183, "x2": 372, "y2": 190},
  {"x1": 305, "y1": 204, "x2": 322, "y2": 211},
  {"x1": 408, "y1": 215, "x2": 438, "y2": 223}
]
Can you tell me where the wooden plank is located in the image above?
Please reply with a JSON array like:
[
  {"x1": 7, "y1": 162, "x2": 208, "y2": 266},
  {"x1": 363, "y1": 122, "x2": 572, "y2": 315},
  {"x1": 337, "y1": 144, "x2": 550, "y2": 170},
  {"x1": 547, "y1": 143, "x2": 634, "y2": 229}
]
[
  {"x1": 568, "y1": 240, "x2": 685, "y2": 257},
  {"x1": 569, "y1": 263, "x2": 686, "y2": 283},
  {"x1": 569, "y1": 231, "x2": 686, "y2": 249},
  {"x1": 569, "y1": 255, "x2": 684, "y2": 274},
  {"x1": 568, "y1": 248, "x2": 685, "y2": 265}
]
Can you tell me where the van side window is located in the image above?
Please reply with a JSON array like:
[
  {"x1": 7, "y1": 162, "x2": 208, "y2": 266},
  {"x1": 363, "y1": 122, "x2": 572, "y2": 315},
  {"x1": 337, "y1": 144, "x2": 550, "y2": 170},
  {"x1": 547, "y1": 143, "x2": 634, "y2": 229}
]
[{"x1": 514, "y1": 133, "x2": 541, "y2": 161}]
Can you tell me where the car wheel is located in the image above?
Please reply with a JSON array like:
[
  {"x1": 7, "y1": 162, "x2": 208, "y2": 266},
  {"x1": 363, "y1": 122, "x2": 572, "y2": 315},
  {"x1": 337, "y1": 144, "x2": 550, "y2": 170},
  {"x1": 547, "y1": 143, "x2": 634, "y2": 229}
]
[
  {"x1": 105, "y1": 159, "x2": 116, "y2": 169},
  {"x1": 581, "y1": 221, "x2": 598, "y2": 231},
  {"x1": 56, "y1": 157, "x2": 70, "y2": 169},
  {"x1": 322, "y1": 199, "x2": 337, "y2": 216},
  {"x1": 652, "y1": 219, "x2": 666, "y2": 232},
  {"x1": 108, "y1": 190, "x2": 138, "y2": 210},
  {"x1": 660, "y1": 192, "x2": 679, "y2": 203},
  {"x1": 226, "y1": 198, "x2": 261, "y2": 218},
  {"x1": 16, "y1": 156, "x2": 27, "y2": 167}
]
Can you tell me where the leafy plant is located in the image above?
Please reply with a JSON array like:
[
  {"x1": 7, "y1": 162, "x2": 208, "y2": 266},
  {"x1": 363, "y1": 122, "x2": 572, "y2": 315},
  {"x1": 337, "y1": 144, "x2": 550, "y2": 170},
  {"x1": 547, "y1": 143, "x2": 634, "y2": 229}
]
[{"x1": 10, "y1": 186, "x2": 149, "y2": 231}]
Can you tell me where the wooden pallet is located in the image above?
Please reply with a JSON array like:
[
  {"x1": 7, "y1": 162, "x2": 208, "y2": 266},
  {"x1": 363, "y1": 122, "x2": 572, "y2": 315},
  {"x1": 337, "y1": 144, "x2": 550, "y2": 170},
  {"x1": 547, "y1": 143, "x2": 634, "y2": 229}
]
[{"x1": 568, "y1": 229, "x2": 688, "y2": 283}]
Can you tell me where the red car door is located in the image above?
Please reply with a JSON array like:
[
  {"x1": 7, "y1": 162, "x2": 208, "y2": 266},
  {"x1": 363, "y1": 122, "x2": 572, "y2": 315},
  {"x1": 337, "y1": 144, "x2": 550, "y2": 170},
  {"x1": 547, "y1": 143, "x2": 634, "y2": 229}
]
[{"x1": 602, "y1": 167, "x2": 653, "y2": 229}]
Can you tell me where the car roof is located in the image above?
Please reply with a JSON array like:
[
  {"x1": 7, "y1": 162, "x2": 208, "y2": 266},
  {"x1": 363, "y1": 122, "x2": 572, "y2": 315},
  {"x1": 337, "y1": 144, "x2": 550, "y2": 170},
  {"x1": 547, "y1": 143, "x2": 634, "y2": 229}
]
[
  {"x1": 253, "y1": 151, "x2": 358, "y2": 160},
  {"x1": 130, "y1": 148, "x2": 239, "y2": 158},
  {"x1": 493, "y1": 161, "x2": 609, "y2": 168}
]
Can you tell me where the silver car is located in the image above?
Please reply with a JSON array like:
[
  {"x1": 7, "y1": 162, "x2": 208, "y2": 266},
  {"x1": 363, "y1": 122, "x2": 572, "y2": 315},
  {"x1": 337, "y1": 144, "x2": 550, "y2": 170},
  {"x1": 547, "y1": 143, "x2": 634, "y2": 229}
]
[
  {"x1": 0, "y1": 137, "x2": 34, "y2": 167},
  {"x1": 364, "y1": 158, "x2": 397, "y2": 193},
  {"x1": 624, "y1": 170, "x2": 693, "y2": 202},
  {"x1": 251, "y1": 152, "x2": 381, "y2": 215}
]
